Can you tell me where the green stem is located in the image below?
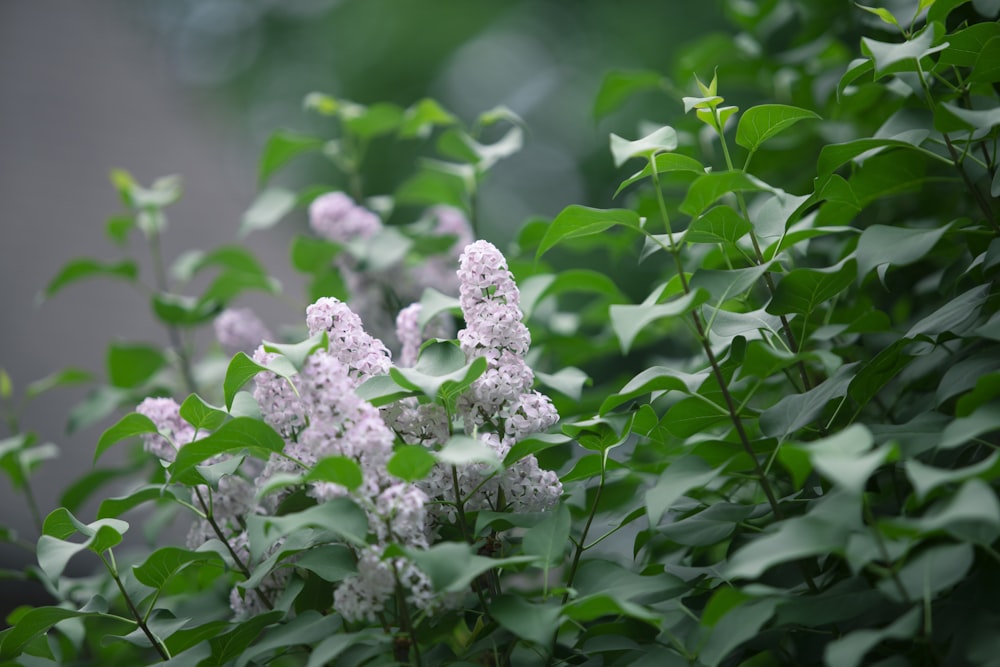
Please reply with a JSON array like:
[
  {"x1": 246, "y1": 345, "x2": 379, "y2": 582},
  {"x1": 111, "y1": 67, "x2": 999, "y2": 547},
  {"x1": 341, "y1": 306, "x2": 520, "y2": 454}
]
[
  {"x1": 561, "y1": 461, "x2": 605, "y2": 604},
  {"x1": 101, "y1": 551, "x2": 170, "y2": 661},
  {"x1": 392, "y1": 564, "x2": 424, "y2": 667},
  {"x1": 717, "y1": 114, "x2": 811, "y2": 392},
  {"x1": 148, "y1": 230, "x2": 198, "y2": 395}
]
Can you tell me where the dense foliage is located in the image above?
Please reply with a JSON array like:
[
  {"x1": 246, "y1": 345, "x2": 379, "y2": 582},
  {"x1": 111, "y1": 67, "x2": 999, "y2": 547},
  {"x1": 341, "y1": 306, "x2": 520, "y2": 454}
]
[{"x1": 3, "y1": 0, "x2": 1000, "y2": 665}]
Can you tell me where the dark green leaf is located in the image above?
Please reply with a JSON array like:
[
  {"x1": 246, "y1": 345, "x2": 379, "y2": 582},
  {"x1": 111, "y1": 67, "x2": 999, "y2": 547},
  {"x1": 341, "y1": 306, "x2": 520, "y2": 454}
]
[
  {"x1": 856, "y1": 223, "x2": 951, "y2": 282},
  {"x1": 760, "y1": 363, "x2": 858, "y2": 439},
  {"x1": 25, "y1": 368, "x2": 92, "y2": 400},
  {"x1": 824, "y1": 608, "x2": 921, "y2": 667},
  {"x1": 599, "y1": 366, "x2": 694, "y2": 415},
  {"x1": 614, "y1": 151, "x2": 704, "y2": 196},
  {"x1": 387, "y1": 446, "x2": 437, "y2": 482},
  {"x1": 399, "y1": 98, "x2": 458, "y2": 138},
  {"x1": 132, "y1": 546, "x2": 225, "y2": 589},
  {"x1": 404, "y1": 542, "x2": 534, "y2": 593},
  {"x1": 522, "y1": 503, "x2": 570, "y2": 568},
  {"x1": 491, "y1": 594, "x2": 561, "y2": 646},
  {"x1": 645, "y1": 456, "x2": 721, "y2": 526},
  {"x1": 768, "y1": 259, "x2": 856, "y2": 317},
  {"x1": 289, "y1": 235, "x2": 341, "y2": 274}
]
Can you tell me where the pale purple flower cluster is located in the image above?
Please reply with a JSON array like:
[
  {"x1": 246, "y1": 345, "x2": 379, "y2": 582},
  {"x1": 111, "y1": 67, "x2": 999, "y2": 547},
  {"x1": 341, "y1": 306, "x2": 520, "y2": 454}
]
[
  {"x1": 453, "y1": 240, "x2": 562, "y2": 513},
  {"x1": 408, "y1": 206, "x2": 475, "y2": 297},
  {"x1": 334, "y1": 546, "x2": 434, "y2": 623},
  {"x1": 395, "y1": 303, "x2": 423, "y2": 368},
  {"x1": 306, "y1": 297, "x2": 392, "y2": 381},
  {"x1": 214, "y1": 307, "x2": 272, "y2": 356},
  {"x1": 309, "y1": 191, "x2": 382, "y2": 243},
  {"x1": 252, "y1": 347, "x2": 307, "y2": 439},
  {"x1": 135, "y1": 397, "x2": 196, "y2": 462}
]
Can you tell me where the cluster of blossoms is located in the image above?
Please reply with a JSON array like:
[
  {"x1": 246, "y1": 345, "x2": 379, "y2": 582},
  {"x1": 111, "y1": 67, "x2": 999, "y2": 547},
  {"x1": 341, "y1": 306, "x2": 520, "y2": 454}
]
[
  {"x1": 451, "y1": 240, "x2": 562, "y2": 514},
  {"x1": 213, "y1": 307, "x2": 272, "y2": 356},
  {"x1": 308, "y1": 192, "x2": 472, "y2": 349},
  {"x1": 135, "y1": 238, "x2": 562, "y2": 624}
]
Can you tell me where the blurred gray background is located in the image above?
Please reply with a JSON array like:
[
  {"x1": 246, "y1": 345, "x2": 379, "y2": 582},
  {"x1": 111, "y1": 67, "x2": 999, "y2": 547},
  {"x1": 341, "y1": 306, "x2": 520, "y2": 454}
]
[{"x1": 0, "y1": 0, "x2": 723, "y2": 618}]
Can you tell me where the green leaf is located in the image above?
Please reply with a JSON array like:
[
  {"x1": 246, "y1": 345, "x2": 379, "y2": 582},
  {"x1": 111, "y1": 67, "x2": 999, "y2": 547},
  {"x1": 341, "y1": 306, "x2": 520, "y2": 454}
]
[
  {"x1": 837, "y1": 58, "x2": 875, "y2": 100},
  {"x1": 94, "y1": 412, "x2": 159, "y2": 464},
  {"x1": 404, "y1": 542, "x2": 534, "y2": 593},
  {"x1": 503, "y1": 433, "x2": 572, "y2": 466},
  {"x1": 698, "y1": 599, "x2": 779, "y2": 667},
  {"x1": 760, "y1": 363, "x2": 858, "y2": 439},
  {"x1": 562, "y1": 593, "x2": 661, "y2": 626},
  {"x1": 435, "y1": 435, "x2": 502, "y2": 472},
  {"x1": 522, "y1": 503, "x2": 571, "y2": 568},
  {"x1": 246, "y1": 498, "x2": 368, "y2": 561},
  {"x1": 97, "y1": 485, "x2": 179, "y2": 519},
  {"x1": 343, "y1": 102, "x2": 404, "y2": 140},
  {"x1": 645, "y1": 456, "x2": 722, "y2": 526},
  {"x1": 727, "y1": 492, "x2": 858, "y2": 579},
  {"x1": 295, "y1": 544, "x2": 356, "y2": 583},
  {"x1": 395, "y1": 161, "x2": 471, "y2": 210},
  {"x1": 601, "y1": 367, "x2": 701, "y2": 416},
  {"x1": 0, "y1": 607, "x2": 133, "y2": 660},
  {"x1": 861, "y1": 23, "x2": 948, "y2": 76},
  {"x1": 390, "y1": 350, "x2": 486, "y2": 403},
  {"x1": 354, "y1": 374, "x2": 415, "y2": 407},
  {"x1": 208, "y1": 612, "x2": 283, "y2": 666},
  {"x1": 241, "y1": 187, "x2": 296, "y2": 235},
  {"x1": 132, "y1": 546, "x2": 225, "y2": 589},
  {"x1": 817, "y1": 138, "x2": 952, "y2": 179},
  {"x1": 824, "y1": 607, "x2": 921, "y2": 667},
  {"x1": 235, "y1": 612, "x2": 340, "y2": 667},
  {"x1": 905, "y1": 283, "x2": 990, "y2": 339},
  {"x1": 387, "y1": 446, "x2": 437, "y2": 482},
  {"x1": 399, "y1": 98, "x2": 458, "y2": 138},
  {"x1": 735, "y1": 104, "x2": 820, "y2": 153},
  {"x1": 258, "y1": 130, "x2": 323, "y2": 184},
  {"x1": 593, "y1": 69, "x2": 664, "y2": 119},
  {"x1": 856, "y1": 223, "x2": 951, "y2": 282},
  {"x1": 905, "y1": 451, "x2": 1000, "y2": 503},
  {"x1": 198, "y1": 269, "x2": 280, "y2": 306},
  {"x1": 41, "y1": 259, "x2": 137, "y2": 301},
  {"x1": 491, "y1": 594, "x2": 561, "y2": 646},
  {"x1": 609, "y1": 288, "x2": 710, "y2": 355},
  {"x1": 168, "y1": 417, "x2": 286, "y2": 482},
  {"x1": 767, "y1": 259, "x2": 856, "y2": 316},
  {"x1": 535, "y1": 367, "x2": 591, "y2": 401},
  {"x1": 537, "y1": 206, "x2": 643, "y2": 260},
  {"x1": 416, "y1": 287, "x2": 461, "y2": 331},
  {"x1": 24, "y1": 368, "x2": 92, "y2": 400},
  {"x1": 289, "y1": 235, "x2": 341, "y2": 273},
  {"x1": 856, "y1": 5, "x2": 901, "y2": 29},
  {"x1": 662, "y1": 396, "x2": 730, "y2": 439},
  {"x1": 179, "y1": 394, "x2": 228, "y2": 432},
  {"x1": 106, "y1": 343, "x2": 165, "y2": 389},
  {"x1": 939, "y1": 404, "x2": 1000, "y2": 449},
  {"x1": 678, "y1": 171, "x2": 771, "y2": 217},
  {"x1": 614, "y1": 152, "x2": 705, "y2": 197},
  {"x1": 609, "y1": 126, "x2": 678, "y2": 167},
  {"x1": 970, "y1": 35, "x2": 1000, "y2": 83},
  {"x1": 223, "y1": 351, "x2": 295, "y2": 411},
  {"x1": 937, "y1": 101, "x2": 1000, "y2": 134},
  {"x1": 152, "y1": 293, "x2": 220, "y2": 326},
  {"x1": 305, "y1": 456, "x2": 363, "y2": 491},
  {"x1": 105, "y1": 214, "x2": 134, "y2": 246},
  {"x1": 263, "y1": 331, "x2": 328, "y2": 371},
  {"x1": 939, "y1": 22, "x2": 1000, "y2": 67},
  {"x1": 685, "y1": 206, "x2": 752, "y2": 245},
  {"x1": 784, "y1": 425, "x2": 894, "y2": 495},
  {"x1": 519, "y1": 270, "x2": 628, "y2": 319}
]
